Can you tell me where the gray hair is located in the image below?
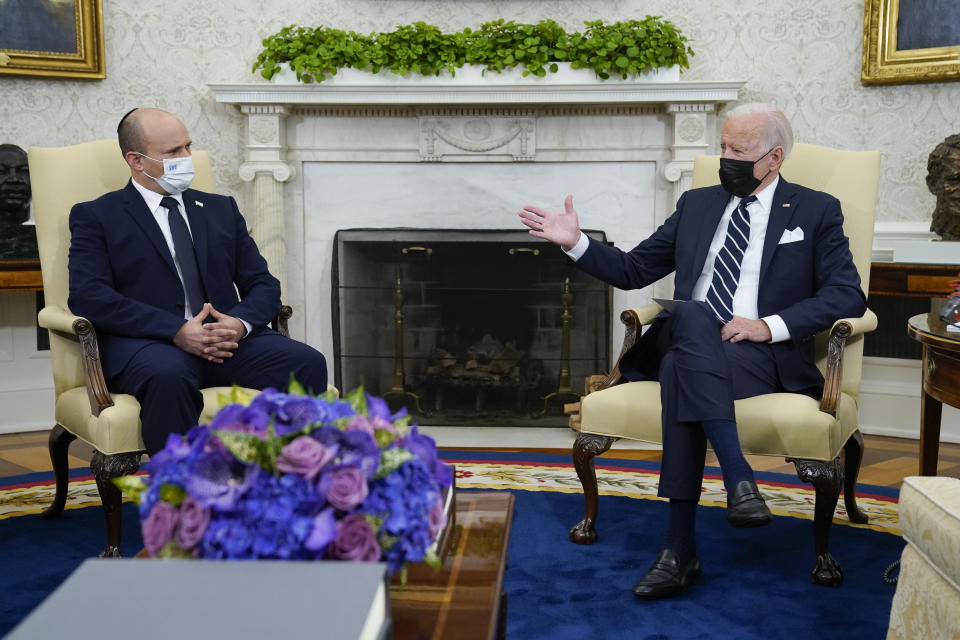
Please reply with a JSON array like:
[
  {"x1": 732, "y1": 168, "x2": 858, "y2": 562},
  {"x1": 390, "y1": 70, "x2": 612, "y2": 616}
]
[{"x1": 725, "y1": 102, "x2": 794, "y2": 159}]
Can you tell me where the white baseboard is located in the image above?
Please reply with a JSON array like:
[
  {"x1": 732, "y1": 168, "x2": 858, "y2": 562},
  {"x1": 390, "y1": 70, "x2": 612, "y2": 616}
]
[
  {"x1": 859, "y1": 356, "x2": 960, "y2": 444},
  {"x1": 0, "y1": 387, "x2": 54, "y2": 434}
]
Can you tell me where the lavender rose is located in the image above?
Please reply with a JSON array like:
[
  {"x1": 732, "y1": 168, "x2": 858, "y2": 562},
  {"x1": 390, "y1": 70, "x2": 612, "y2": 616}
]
[
  {"x1": 344, "y1": 415, "x2": 375, "y2": 436},
  {"x1": 143, "y1": 501, "x2": 179, "y2": 556},
  {"x1": 327, "y1": 466, "x2": 369, "y2": 511},
  {"x1": 176, "y1": 497, "x2": 210, "y2": 549},
  {"x1": 276, "y1": 436, "x2": 333, "y2": 479},
  {"x1": 329, "y1": 514, "x2": 381, "y2": 561}
]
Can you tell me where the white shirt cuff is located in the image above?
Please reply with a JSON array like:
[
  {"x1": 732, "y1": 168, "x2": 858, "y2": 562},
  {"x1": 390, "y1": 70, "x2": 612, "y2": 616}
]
[
  {"x1": 563, "y1": 232, "x2": 589, "y2": 261},
  {"x1": 763, "y1": 314, "x2": 791, "y2": 343},
  {"x1": 239, "y1": 318, "x2": 253, "y2": 339}
]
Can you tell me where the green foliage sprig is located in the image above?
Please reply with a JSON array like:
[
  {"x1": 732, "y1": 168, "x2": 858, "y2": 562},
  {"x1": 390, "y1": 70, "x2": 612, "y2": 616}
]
[{"x1": 252, "y1": 18, "x2": 693, "y2": 83}]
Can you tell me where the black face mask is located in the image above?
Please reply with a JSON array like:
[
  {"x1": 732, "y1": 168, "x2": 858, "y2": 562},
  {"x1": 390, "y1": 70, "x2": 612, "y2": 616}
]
[{"x1": 718, "y1": 147, "x2": 775, "y2": 197}]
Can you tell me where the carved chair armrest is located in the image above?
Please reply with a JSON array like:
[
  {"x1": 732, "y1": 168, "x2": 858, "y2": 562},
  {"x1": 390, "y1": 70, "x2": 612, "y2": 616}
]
[
  {"x1": 271, "y1": 304, "x2": 293, "y2": 338},
  {"x1": 38, "y1": 306, "x2": 115, "y2": 417},
  {"x1": 818, "y1": 309, "x2": 877, "y2": 417},
  {"x1": 593, "y1": 302, "x2": 663, "y2": 391}
]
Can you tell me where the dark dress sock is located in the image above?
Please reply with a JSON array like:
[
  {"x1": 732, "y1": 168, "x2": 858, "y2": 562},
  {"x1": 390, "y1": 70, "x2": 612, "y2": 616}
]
[
  {"x1": 702, "y1": 418, "x2": 754, "y2": 493},
  {"x1": 662, "y1": 498, "x2": 698, "y2": 564}
]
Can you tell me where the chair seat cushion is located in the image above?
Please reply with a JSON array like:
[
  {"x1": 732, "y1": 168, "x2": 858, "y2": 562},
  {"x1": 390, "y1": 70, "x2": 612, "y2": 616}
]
[
  {"x1": 578, "y1": 382, "x2": 858, "y2": 461},
  {"x1": 200, "y1": 387, "x2": 246, "y2": 425},
  {"x1": 55, "y1": 386, "x2": 262, "y2": 456},
  {"x1": 55, "y1": 387, "x2": 144, "y2": 455}
]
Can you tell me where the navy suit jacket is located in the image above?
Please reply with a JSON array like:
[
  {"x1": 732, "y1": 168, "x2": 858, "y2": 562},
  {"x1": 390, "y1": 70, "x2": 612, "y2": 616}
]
[
  {"x1": 576, "y1": 177, "x2": 867, "y2": 395},
  {"x1": 68, "y1": 181, "x2": 281, "y2": 376}
]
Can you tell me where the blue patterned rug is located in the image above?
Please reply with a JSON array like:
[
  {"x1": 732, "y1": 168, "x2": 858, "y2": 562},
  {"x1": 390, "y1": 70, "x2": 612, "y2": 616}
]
[{"x1": 0, "y1": 452, "x2": 903, "y2": 638}]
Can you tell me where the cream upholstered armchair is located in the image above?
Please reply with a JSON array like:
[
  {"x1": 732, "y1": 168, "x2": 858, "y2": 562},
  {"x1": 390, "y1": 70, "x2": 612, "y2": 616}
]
[
  {"x1": 28, "y1": 140, "x2": 292, "y2": 557},
  {"x1": 887, "y1": 476, "x2": 960, "y2": 638},
  {"x1": 568, "y1": 143, "x2": 880, "y2": 587}
]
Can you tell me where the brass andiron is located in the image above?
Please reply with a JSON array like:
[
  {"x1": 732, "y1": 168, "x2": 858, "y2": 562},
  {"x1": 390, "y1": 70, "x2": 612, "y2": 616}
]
[
  {"x1": 384, "y1": 275, "x2": 428, "y2": 415},
  {"x1": 538, "y1": 277, "x2": 580, "y2": 416}
]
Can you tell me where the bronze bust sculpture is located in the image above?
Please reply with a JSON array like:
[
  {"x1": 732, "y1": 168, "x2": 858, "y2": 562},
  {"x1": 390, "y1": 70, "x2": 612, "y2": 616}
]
[
  {"x1": 0, "y1": 144, "x2": 30, "y2": 226},
  {"x1": 0, "y1": 144, "x2": 38, "y2": 260},
  {"x1": 927, "y1": 133, "x2": 960, "y2": 241}
]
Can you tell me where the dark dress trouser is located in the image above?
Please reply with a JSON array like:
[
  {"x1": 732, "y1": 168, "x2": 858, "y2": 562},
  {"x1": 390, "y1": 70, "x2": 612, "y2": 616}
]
[
  {"x1": 110, "y1": 328, "x2": 328, "y2": 455},
  {"x1": 653, "y1": 301, "x2": 783, "y2": 501}
]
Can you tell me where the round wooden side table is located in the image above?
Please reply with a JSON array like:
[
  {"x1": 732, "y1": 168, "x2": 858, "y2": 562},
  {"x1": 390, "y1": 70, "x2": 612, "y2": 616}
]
[{"x1": 907, "y1": 312, "x2": 960, "y2": 475}]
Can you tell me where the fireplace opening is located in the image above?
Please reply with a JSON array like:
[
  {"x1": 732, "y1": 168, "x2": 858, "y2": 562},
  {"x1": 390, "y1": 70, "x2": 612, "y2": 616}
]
[{"x1": 333, "y1": 229, "x2": 611, "y2": 426}]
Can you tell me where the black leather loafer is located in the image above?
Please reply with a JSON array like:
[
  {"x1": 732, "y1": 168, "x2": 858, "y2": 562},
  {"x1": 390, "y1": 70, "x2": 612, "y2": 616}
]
[
  {"x1": 632, "y1": 548, "x2": 702, "y2": 600},
  {"x1": 727, "y1": 479, "x2": 773, "y2": 528}
]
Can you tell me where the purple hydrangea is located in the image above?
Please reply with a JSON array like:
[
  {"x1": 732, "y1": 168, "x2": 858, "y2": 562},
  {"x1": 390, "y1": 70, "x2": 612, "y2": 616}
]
[
  {"x1": 403, "y1": 425, "x2": 453, "y2": 489},
  {"x1": 183, "y1": 446, "x2": 258, "y2": 511},
  {"x1": 305, "y1": 507, "x2": 337, "y2": 553},
  {"x1": 339, "y1": 430, "x2": 380, "y2": 479},
  {"x1": 209, "y1": 404, "x2": 269, "y2": 436}
]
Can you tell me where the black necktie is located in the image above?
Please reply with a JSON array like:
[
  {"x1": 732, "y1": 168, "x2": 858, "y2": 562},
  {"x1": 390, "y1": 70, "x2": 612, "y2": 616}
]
[
  {"x1": 161, "y1": 196, "x2": 205, "y2": 316},
  {"x1": 705, "y1": 195, "x2": 756, "y2": 323}
]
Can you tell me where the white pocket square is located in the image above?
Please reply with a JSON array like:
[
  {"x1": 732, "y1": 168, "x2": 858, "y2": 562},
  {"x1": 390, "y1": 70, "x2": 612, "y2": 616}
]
[{"x1": 778, "y1": 227, "x2": 804, "y2": 245}]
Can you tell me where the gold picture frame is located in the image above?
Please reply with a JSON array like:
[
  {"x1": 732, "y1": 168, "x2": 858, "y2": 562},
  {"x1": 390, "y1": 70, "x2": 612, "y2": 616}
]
[
  {"x1": 862, "y1": 0, "x2": 960, "y2": 85},
  {"x1": 0, "y1": 0, "x2": 105, "y2": 80}
]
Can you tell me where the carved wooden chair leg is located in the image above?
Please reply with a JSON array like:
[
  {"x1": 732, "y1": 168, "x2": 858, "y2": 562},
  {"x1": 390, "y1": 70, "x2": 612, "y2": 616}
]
[
  {"x1": 91, "y1": 450, "x2": 142, "y2": 558},
  {"x1": 40, "y1": 424, "x2": 77, "y2": 520},
  {"x1": 569, "y1": 432, "x2": 615, "y2": 545},
  {"x1": 789, "y1": 456, "x2": 844, "y2": 587},
  {"x1": 841, "y1": 430, "x2": 869, "y2": 525}
]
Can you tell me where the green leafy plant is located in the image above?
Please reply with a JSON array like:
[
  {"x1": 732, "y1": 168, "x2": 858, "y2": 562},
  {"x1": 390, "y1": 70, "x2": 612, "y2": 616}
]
[
  {"x1": 374, "y1": 22, "x2": 462, "y2": 76},
  {"x1": 252, "y1": 18, "x2": 693, "y2": 83},
  {"x1": 559, "y1": 18, "x2": 693, "y2": 79},
  {"x1": 464, "y1": 19, "x2": 566, "y2": 77}
]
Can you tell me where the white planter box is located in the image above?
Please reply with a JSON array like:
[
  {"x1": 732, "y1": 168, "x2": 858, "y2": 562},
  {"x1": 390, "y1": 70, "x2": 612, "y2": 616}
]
[{"x1": 271, "y1": 62, "x2": 681, "y2": 85}]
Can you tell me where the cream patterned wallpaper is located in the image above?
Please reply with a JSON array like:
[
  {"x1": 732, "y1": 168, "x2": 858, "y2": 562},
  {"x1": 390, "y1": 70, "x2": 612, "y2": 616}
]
[{"x1": 1, "y1": 0, "x2": 957, "y2": 223}]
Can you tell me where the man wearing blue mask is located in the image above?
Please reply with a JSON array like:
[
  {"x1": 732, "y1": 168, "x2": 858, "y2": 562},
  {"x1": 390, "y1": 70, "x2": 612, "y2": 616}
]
[
  {"x1": 68, "y1": 108, "x2": 328, "y2": 455},
  {"x1": 518, "y1": 103, "x2": 866, "y2": 599}
]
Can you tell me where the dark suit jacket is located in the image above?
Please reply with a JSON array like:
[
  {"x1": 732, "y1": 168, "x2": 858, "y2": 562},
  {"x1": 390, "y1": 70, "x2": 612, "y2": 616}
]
[
  {"x1": 576, "y1": 177, "x2": 867, "y2": 395},
  {"x1": 67, "y1": 181, "x2": 281, "y2": 376}
]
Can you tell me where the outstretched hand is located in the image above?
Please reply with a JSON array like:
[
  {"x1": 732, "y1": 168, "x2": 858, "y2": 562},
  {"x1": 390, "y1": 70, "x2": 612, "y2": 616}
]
[
  {"x1": 518, "y1": 194, "x2": 582, "y2": 251},
  {"x1": 173, "y1": 303, "x2": 245, "y2": 363}
]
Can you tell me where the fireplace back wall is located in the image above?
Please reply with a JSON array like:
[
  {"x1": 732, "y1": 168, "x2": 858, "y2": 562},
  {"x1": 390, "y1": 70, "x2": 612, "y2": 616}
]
[{"x1": 334, "y1": 229, "x2": 610, "y2": 426}]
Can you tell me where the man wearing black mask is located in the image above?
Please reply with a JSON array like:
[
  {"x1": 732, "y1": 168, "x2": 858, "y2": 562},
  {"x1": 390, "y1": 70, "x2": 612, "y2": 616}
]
[{"x1": 518, "y1": 103, "x2": 865, "y2": 599}]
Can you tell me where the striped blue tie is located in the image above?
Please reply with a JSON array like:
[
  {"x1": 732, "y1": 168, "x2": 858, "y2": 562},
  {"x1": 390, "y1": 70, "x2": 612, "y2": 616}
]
[{"x1": 706, "y1": 195, "x2": 756, "y2": 323}]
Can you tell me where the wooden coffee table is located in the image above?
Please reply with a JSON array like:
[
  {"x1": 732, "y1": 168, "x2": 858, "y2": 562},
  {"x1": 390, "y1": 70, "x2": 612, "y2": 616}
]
[
  {"x1": 908, "y1": 312, "x2": 960, "y2": 476},
  {"x1": 391, "y1": 491, "x2": 514, "y2": 640}
]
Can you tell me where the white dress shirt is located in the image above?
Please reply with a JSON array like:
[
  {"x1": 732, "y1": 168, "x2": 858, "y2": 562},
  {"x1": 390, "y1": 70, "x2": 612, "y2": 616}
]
[{"x1": 564, "y1": 176, "x2": 790, "y2": 342}]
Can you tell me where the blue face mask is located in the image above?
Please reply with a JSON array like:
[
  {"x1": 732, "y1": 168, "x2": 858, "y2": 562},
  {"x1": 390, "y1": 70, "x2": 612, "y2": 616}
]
[
  {"x1": 138, "y1": 153, "x2": 195, "y2": 195},
  {"x1": 718, "y1": 147, "x2": 774, "y2": 197}
]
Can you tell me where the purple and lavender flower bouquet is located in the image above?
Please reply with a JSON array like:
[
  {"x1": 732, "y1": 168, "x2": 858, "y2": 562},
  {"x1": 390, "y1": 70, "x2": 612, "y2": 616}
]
[{"x1": 116, "y1": 384, "x2": 454, "y2": 576}]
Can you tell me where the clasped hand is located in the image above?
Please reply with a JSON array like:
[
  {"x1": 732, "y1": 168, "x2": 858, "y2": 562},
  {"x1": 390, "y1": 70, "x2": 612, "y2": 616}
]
[
  {"x1": 173, "y1": 303, "x2": 247, "y2": 363},
  {"x1": 721, "y1": 316, "x2": 771, "y2": 343}
]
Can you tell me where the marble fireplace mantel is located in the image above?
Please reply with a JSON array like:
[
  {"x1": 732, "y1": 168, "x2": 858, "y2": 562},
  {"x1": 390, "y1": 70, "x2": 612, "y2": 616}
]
[{"x1": 210, "y1": 79, "x2": 744, "y2": 354}]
